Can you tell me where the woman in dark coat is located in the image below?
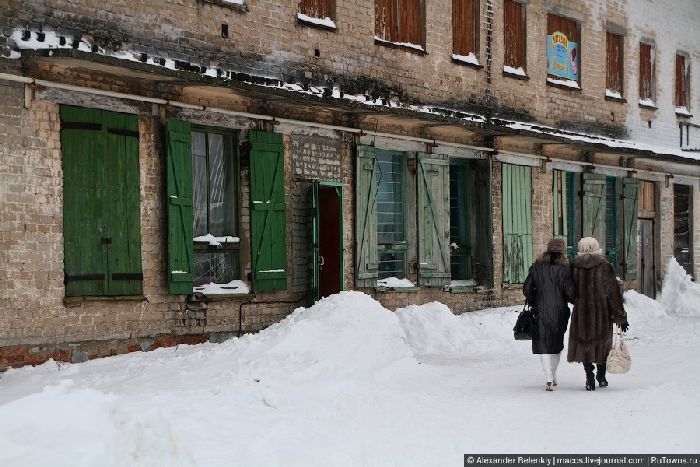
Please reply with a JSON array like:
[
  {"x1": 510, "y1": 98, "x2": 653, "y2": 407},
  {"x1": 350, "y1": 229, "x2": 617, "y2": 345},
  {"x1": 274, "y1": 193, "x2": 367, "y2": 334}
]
[
  {"x1": 568, "y1": 237, "x2": 629, "y2": 391},
  {"x1": 523, "y1": 238, "x2": 576, "y2": 391}
]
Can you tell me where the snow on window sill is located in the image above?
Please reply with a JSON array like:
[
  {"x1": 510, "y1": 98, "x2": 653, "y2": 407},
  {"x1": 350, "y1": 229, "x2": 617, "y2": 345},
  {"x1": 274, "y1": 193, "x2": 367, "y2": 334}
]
[
  {"x1": 375, "y1": 277, "x2": 419, "y2": 292},
  {"x1": 297, "y1": 13, "x2": 337, "y2": 30},
  {"x1": 546, "y1": 77, "x2": 580, "y2": 90},
  {"x1": 193, "y1": 280, "x2": 250, "y2": 296},
  {"x1": 452, "y1": 53, "x2": 482, "y2": 69},
  {"x1": 503, "y1": 66, "x2": 529, "y2": 80},
  {"x1": 373, "y1": 36, "x2": 426, "y2": 55},
  {"x1": 200, "y1": 0, "x2": 247, "y2": 12},
  {"x1": 193, "y1": 234, "x2": 240, "y2": 246},
  {"x1": 605, "y1": 89, "x2": 626, "y2": 102},
  {"x1": 676, "y1": 107, "x2": 693, "y2": 118},
  {"x1": 638, "y1": 99, "x2": 657, "y2": 110}
]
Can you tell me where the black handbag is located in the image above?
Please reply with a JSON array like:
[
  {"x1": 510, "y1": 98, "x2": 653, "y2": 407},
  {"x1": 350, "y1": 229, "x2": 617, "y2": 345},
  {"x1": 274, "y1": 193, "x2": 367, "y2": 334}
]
[{"x1": 513, "y1": 301, "x2": 538, "y2": 340}]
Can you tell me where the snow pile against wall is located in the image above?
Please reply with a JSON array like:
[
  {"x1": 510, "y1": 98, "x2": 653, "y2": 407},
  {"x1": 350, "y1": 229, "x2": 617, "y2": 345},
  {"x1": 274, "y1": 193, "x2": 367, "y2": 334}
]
[
  {"x1": 658, "y1": 257, "x2": 700, "y2": 317},
  {"x1": 395, "y1": 302, "x2": 520, "y2": 356}
]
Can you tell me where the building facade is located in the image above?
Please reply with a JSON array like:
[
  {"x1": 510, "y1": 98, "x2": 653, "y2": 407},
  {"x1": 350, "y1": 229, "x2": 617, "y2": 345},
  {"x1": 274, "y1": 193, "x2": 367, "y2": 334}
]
[{"x1": 0, "y1": 0, "x2": 698, "y2": 368}]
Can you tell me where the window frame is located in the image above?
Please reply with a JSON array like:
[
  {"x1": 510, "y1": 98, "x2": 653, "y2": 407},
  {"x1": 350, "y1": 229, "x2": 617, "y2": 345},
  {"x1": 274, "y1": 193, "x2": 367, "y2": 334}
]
[
  {"x1": 375, "y1": 150, "x2": 409, "y2": 280},
  {"x1": 545, "y1": 13, "x2": 581, "y2": 90},
  {"x1": 297, "y1": 0, "x2": 337, "y2": 30},
  {"x1": 503, "y1": 0, "x2": 527, "y2": 78},
  {"x1": 605, "y1": 30, "x2": 625, "y2": 100},
  {"x1": 452, "y1": 0, "x2": 481, "y2": 67},
  {"x1": 374, "y1": 0, "x2": 426, "y2": 54},
  {"x1": 191, "y1": 125, "x2": 242, "y2": 287},
  {"x1": 675, "y1": 52, "x2": 691, "y2": 113},
  {"x1": 639, "y1": 41, "x2": 656, "y2": 107}
]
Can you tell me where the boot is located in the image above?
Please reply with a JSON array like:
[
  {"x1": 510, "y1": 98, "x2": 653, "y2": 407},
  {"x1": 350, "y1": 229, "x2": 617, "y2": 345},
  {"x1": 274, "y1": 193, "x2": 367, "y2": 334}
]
[
  {"x1": 584, "y1": 362, "x2": 596, "y2": 391},
  {"x1": 596, "y1": 363, "x2": 608, "y2": 388}
]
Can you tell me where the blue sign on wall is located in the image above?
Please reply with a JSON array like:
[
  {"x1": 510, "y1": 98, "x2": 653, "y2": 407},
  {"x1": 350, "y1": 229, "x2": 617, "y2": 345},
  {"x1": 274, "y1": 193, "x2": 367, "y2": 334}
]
[{"x1": 547, "y1": 31, "x2": 578, "y2": 81}]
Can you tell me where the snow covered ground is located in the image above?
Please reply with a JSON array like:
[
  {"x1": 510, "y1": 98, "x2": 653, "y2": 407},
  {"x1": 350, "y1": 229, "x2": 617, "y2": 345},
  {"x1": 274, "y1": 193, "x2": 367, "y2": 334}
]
[{"x1": 1, "y1": 260, "x2": 699, "y2": 466}]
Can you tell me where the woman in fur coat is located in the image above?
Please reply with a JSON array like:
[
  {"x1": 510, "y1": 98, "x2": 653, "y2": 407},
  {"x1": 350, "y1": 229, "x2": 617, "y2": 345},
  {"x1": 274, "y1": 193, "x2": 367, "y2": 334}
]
[
  {"x1": 523, "y1": 238, "x2": 576, "y2": 391},
  {"x1": 568, "y1": 237, "x2": 629, "y2": 391}
]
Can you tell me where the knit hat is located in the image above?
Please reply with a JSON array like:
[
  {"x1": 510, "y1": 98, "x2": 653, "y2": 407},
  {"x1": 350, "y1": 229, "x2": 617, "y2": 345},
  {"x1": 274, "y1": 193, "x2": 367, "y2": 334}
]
[
  {"x1": 546, "y1": 238, "x2": 567, "y2": 254},
  {"x1": 577, "y1": 237, "x2": 603, "y2": 257}
]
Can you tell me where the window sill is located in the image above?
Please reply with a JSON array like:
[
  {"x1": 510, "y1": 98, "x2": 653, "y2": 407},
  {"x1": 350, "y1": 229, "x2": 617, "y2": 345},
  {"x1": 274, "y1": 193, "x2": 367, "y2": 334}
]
[
  {"x1": 199, "y1": 0, "x2": 247, "y2": 12},
  {"x1": 676, "y1": 110, "x2": 694, "y2": 119},
  {"x1": 64, "y1": 295, "x2": 146, "y2": 307},
  {"x1": 605, "y1": 95, "x2": 627, "y2": 103},
  {"x1": 451, "y1": 55, "x2": 483, "y2": 70},
  {"x1": 502, "y1": 283, "x2": 524, "y2": 290},
  {"x1": 546, "y1": 78, "x2": 581, "y2": 92},
  {"x1": 191, "y1": 292, "x2": 255, "y2": 302},
  {"x1": 296, "y1": 13, "x2": 337, "y2": 31},
  {"x1": 444, "y1": 285, "x2": 489, "y2": 294},
  {"x1": 638, "y1": 101, "x2": 658, "y2": 110},
  {"x1": 502, "y1": 70, "x2": 529, "y2": 81},
  {"x1": 374, "y1": 286, "x2": 420, "y2": 293},
  {"x1": 373, "y1": 37, "x2": 427, "y2": 56}
]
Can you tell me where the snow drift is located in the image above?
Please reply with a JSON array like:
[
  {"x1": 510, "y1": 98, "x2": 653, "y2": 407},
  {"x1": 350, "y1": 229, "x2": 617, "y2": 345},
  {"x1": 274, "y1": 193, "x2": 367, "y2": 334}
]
[{"x1": 658, "y1": 257, "x2": 700, "y2": 316}]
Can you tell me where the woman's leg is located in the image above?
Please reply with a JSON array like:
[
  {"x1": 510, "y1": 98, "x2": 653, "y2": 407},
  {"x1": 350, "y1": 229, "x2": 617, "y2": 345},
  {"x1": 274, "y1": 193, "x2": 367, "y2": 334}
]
[
  {"x1": 583, "y1": 362, "x2": 596, "y2": 391},
  {"x1": 539, "y1": 354, "x2": 554, "y2": 390},
  {"x1": 596, "y1": 363, "x2": 608, "y2": 387},
  {"x1": 550, "y1": 353, "x2": 561, "y2": 385}
]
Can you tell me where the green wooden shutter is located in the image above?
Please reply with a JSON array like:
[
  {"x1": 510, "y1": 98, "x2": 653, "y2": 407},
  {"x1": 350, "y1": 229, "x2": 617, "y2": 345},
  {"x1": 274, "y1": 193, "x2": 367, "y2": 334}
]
[
  {"x1": 61, "y1": 106, "x2": 108, "y2": 297},
  {"x1": 582, "y1": 173, "x2": 606, "y2": 243},
  {"x1": 417, "y1": 153, "x2": 451, "y2": 286},
  {"x1": 249, "y1": 130, "x2": 287, "y2": 292},
  {"x1": 104, "y1": 111, "x2": 142, "y2": 296},
  {"x1": 166, "y1": 119, "x2": 194, "y2": 294},
  {"x1": 473, "y1": 159, "x2": 494, "y2": 287},
  {"x1": 310, "y1": 179, "x2": 320, "y2": 303},
  {"x1": 622, "y1": 177, "x2": 640, "y2": 280},
  {"x1": 502, "y1": 164, "x2": 533, "y2": 284},
  {"x1": 355, "y1": 145, "x2": 378, "y2": 288},
  {"x1": 605, "y1": 176, "x2": 619, "y2": 271},
  {"x1": 566, "y1": 171, "x2": 577, "y2": 258}
]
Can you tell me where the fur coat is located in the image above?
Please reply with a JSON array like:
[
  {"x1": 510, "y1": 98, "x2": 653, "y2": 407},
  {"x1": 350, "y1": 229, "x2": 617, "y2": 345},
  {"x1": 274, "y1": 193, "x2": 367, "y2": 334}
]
[
  {"x1": 567, "y1": 254, "x2": 627, "y2": 364},
  {"x1": 523, "y1": 254, "x2": 575, "y2": 354}
]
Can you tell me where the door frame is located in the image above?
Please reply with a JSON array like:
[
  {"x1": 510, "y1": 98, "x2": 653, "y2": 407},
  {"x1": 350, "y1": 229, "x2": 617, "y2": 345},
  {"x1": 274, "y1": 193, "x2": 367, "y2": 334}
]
[{"x1": 311, "y1": 180, "x2": 345, "y2": 303}]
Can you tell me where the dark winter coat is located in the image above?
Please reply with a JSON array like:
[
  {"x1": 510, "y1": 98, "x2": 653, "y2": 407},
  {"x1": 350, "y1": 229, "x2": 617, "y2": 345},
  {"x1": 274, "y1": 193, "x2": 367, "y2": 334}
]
[
  {"x1": 523, "y1": 255, "x2": 575, "y2": 354},
  {"x1": 567, "y1": 254, "x2": 627, "y2": 364}
]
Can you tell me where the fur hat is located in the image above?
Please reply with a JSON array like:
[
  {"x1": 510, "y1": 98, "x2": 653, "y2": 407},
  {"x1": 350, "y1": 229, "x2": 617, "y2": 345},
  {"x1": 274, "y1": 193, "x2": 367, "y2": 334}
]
[
  {"x1": 546, "y1": 238, "x2": 567, "y2": 254},
  {"x1": 577, "y1": 237, "x2": 603, "y2": 257}
]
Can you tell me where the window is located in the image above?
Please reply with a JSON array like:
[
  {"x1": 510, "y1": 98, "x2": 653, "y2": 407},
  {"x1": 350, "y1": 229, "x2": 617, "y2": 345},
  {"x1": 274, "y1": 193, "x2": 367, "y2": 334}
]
[
  {"x1": 605, "y1": 176, "x2": 619, "y2": 270},
  {"x1": 676, "y1": 53, "x2": 690, "y2": 113},
  {"x1": 298, "y1": 0, "x2": 336, "y2": 29},
  {"x1": 639, "y1": 42, "x2": 656, "y2": 105},
  {"x1": 546, "y1": 14, "x2": 580, "y2": 88},
  {"x1": 502, "y1": 163, "x2": 532, "y2": 284},
  {"x1": 60, "y1": 106, "x2": 142, "y2": 297},
  {"x1": 375, "y1": 0, "x2": 424, "y2": 51},
  {"x1": 376, "y1": 151, "x2": 407, "y2": 279},
  {"x1": 552, "y1": 170, "x2": 568, "y2": 241},
  {"x1": 191, "y1": 129, "x2": 240, "y2": 287},
  {"x1": 452, "y1": 0, "x2": 480, "y2": 65},
  {"x1": 606, "y1": 31, "x2": 624, "y2": 98},
  {"x1": 503, "y1": 0, "x2": 526, "y2": 76}
]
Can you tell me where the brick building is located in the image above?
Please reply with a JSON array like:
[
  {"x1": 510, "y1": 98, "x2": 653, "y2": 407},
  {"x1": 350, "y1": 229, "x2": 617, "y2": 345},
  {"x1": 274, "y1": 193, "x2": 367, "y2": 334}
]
[{"x1": 0, "y1": 0, "x2": 698, "y2": 368}]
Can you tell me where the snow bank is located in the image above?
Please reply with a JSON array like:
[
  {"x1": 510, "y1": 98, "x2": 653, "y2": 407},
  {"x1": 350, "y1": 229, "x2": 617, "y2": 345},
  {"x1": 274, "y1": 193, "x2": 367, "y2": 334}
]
[
  {"x1": 623, "y1": 290, "x2": 667, "y2": 319},
  {"x1": 658, "y1": 257, "x2": 700, "y2": 316},
  {"x1": 396, "y1": 302, "x2": 520, "y2": 356}
]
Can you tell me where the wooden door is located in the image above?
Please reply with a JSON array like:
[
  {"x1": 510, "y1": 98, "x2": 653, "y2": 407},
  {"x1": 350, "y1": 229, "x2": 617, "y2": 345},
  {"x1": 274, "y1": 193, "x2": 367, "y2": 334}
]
[{"x1": 639, "y1": 218, "x2": 656, "y2": 298}]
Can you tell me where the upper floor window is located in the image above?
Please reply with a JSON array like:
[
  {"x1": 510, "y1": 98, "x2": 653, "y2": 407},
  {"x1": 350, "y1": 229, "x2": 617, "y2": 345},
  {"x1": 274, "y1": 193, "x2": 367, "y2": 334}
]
[
  {"x1": 503, "y1": 0, "x2": 526, "y2": 77},
  {"x1": 546, "y1": 13, "x2": 580, "y2": 89},
  {"x1": 605, "y1": 31, "x2": 624, "y2": 99},
  {"x1": 375, "y1": 0, "x2": 425, "y2": 52},
  {"x1": 639, "y1": 42, "x2": 656, "y2": 106},
  {"x1": 298, "y1": 0, "x2": 336, "y2": 29},
  {"x1": 675, "y1": 53, "x2": 691, "y2": 114},
  {"x1": 452, "y1": 0, "x2": 480, "y2": 66}
]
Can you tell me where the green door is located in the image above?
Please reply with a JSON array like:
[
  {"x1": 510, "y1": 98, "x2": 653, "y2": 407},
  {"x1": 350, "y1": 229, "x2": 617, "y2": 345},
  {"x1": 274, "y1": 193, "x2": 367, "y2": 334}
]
[{"x1": 61, "y1": 106, "x2": 142, "y2": 297}]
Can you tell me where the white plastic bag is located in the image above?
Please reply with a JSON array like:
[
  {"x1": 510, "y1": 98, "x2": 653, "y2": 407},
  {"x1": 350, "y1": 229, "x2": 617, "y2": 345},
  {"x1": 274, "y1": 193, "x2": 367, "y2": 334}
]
[{"x1": 606, "y1": 329, "x2": 631, "y2": 374}]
